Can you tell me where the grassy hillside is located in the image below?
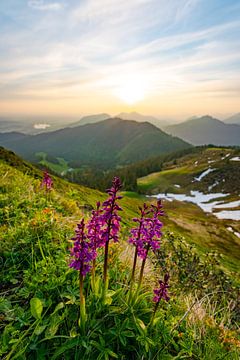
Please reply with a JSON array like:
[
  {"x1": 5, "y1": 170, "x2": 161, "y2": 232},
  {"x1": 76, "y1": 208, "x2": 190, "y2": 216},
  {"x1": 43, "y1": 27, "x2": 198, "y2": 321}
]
[
  {"x1": 138, "y1": 147, "x2": 240, "y2": 272},
  {"x1": 1, "y1": 148, "x2": 240, "y2": 359},
  {"x1": 138, "y1": 147, "x2": 240, "y2": 194}
]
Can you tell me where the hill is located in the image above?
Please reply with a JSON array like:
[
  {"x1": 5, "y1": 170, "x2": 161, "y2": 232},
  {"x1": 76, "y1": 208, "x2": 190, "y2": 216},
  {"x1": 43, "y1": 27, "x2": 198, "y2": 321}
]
[
  {"x1": 0, "y1": 117, "x2": 191, "y2": 167},
  {"x1": 166, "y1": 115, "x2": 240, "y2": 146},
  {"x1": 1, "y1": 146, "x2": 240, "y2": 359},
  {"x1": 138, "y1": 147, "x2": 240, "y2": 195},
  {"x1": 224, "y1": 112, "x2": 240, "y2": 125},
  {"x1": 138, "y1": 147, "x2": 240, "y2": 270}
]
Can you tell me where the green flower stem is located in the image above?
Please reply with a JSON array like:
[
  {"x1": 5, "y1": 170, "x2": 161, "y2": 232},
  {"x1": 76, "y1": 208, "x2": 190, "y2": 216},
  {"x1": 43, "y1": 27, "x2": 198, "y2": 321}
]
[
  {"x1": 128, "y1": 246, "x2": 138, "y2": 303},
  {"x1": 91, "y1": 258, "x2": 96, "y2": 293},
  {"x1": 149, "y1": 301, "x2": 159, "y2": 328},
  {"x1": 138, "y1": 243, "x2": 150, "y2": 291},
  {"x1": 128, "y1": 213, "x2": 145, "y2": 304},
  {"x1": 79, "y1": 272, "x2": 86, "y2": 332},
  {"x1": 103, "y1": 199, "x2": 115, "y2": 300},
  {"x1": 103, "y1": 237, "x2": 109, "y2": 300}
]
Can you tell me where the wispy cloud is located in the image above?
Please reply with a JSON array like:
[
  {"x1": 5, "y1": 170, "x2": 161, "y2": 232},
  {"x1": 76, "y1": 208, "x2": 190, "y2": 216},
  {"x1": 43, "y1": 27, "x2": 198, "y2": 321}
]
[
  {"x1": 28, "y1": 0, "x2": 64, "y2": 11},
  {"x1": 0, "y1": 0, "x2": 239, "y2": 117}
]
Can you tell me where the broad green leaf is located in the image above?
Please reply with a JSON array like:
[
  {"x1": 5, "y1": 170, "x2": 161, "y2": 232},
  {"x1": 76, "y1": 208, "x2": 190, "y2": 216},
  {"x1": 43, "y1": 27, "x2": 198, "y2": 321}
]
[
  {"x1": 45, "y1": 323, "x2": 60, "y2": 338},
  {"x1": 104, "y1": 296, "x2": 113, "y2": 305},
  {"x1": 34, "y1": 325, "x2": 46, "y2": 335},
  {"x1": 45, "y1": 313, "x2": 65, "y2": 338},
  {"x1": 52, "y1": 302, "x2": 64, "y2": 314},
  {"x1": 122, "y1": 330, "x2": 135, "y2": 337},
  {"x1": 135, "y1": 318, "x2": 146, "y2": 334},
  {"x1": 30, "y1": 297, "x2": 43, "y2": 320},
  {"x1": 106, "y1": 349, "x2": 118, "y2": 358}
]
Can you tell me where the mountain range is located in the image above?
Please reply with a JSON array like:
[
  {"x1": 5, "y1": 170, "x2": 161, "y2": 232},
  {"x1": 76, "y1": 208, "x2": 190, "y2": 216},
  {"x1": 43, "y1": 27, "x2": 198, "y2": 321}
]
[
  {"x1": 0, "y1": 112, "x2": 170, "y2": 134},
  {"x1": 166, "y1": 115, "x2": 240, "y2": 146},
  {"x1": 0, "y1": 117, "x2": 190, "y2": 167},
  {"x1": 1, "y1": 113, "x2": 240, "y2": 149},
  {"x1": 67, "y1": 112, "x2": 169, "y2": 129},
  {"x1": 116, "y1": 112, "x2": 169, "y2": 129}
]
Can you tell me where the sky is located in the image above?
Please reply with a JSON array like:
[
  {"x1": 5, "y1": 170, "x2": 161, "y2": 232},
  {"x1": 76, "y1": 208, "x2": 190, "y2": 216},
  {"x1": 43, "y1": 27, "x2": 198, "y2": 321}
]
[{"x1": 0, "y1": 0, "x2": 240, "y2": 121}]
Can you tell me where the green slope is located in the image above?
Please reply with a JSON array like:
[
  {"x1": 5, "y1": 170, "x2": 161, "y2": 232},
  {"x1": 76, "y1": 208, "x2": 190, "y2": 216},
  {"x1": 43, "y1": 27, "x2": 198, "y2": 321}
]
[
  {"x1": 1, "y1": 147, "x2": 240, "y2": 359},
  {"x1": 138, "y1": 147, "x2": 240, "y2": 195},
  {"x1": 138, "y1": 147, "x2": 240, "y2": 272}
]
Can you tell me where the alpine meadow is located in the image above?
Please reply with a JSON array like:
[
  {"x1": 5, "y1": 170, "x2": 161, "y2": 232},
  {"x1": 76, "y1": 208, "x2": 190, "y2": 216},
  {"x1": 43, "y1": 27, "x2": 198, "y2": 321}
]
[{"x1": 0, "y1": 1, "x2": 240, "y2": 359}]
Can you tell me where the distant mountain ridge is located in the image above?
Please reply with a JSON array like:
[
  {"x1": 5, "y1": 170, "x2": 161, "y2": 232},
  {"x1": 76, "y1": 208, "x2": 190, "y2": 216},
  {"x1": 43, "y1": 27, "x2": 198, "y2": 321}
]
[
  {"x1": 0, "y1": 117, "x2": 191, "y2": 167},
  {"x1": 69, "y1": 113, "x2": 110, "y2": 127},
  {"x1": 70, "y1": 112, "x2": 169, "y2": 129},
  {"x1": 166, "y1": 115, "x2": 240, "y2": 146},
  {"x1": 224, "y1": 113, "x2": 240, "y2": 125},
  {"x1": 116, "y1": 111, "x2": 169, "y2": 129}
]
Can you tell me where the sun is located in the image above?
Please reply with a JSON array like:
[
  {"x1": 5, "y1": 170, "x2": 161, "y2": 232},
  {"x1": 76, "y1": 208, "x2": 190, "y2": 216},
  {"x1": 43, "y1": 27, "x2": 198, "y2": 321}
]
[{"x1": 114, "y1": 77, "x2": 147, "y2": 105}]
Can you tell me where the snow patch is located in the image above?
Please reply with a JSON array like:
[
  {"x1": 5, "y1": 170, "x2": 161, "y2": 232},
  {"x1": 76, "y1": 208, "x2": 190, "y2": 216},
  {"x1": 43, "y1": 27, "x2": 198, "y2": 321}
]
[
  {"x1": 149, "y1": 191, "x2": 228, "y2": 213},
  {"x1": 194, "y1": 168, "x2": 215, "y2": 182},
  {"x1": 230, "y1": 156, "x2": 240, "y2": 162},
  {"x1": 227, "y1": 227, "x2": 240, "y2": 238},
  {"x1": 149, "y1": 191, "x2": 240, "y2": 220},
  {"x1": 215, "y1": 211, "x2": 240, "y2": 221},
  {"x1": 214, "y1": 200, "x2": 240, "y2": 209},
  {"x1": 208, "y1": 181, "x2": 219, "y2": 191},
  {"x1": 221, "y1": 153, "x2": 230, "y2": 160}
]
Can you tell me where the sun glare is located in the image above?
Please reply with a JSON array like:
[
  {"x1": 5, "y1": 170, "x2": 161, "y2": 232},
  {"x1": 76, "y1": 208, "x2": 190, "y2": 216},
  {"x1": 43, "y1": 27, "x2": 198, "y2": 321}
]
[{"x1": 114, "y1": 77, "x2": 148, "y2": 105}]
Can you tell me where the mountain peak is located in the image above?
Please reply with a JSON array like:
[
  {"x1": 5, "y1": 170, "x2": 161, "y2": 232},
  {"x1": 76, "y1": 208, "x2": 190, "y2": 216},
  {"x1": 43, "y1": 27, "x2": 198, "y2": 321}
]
[
  {"x1": 166, "y1": 115, "x2": 240, "y2": 146},
  {"x1": 224, "y1": 112, "x2": 240, "y2": 125}
]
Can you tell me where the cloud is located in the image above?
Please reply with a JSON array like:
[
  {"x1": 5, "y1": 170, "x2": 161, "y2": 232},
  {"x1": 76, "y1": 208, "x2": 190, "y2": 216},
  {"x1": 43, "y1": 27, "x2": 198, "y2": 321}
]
[
  {"x1": 28, "y1": 0, "x2": 64, "y2": 11},
  {"x1": 174, "y1": 0, "x2": 200, "y2": 22},
  {"x1": 1, "y1": 0, "x2": 240, "y2": 116}
]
